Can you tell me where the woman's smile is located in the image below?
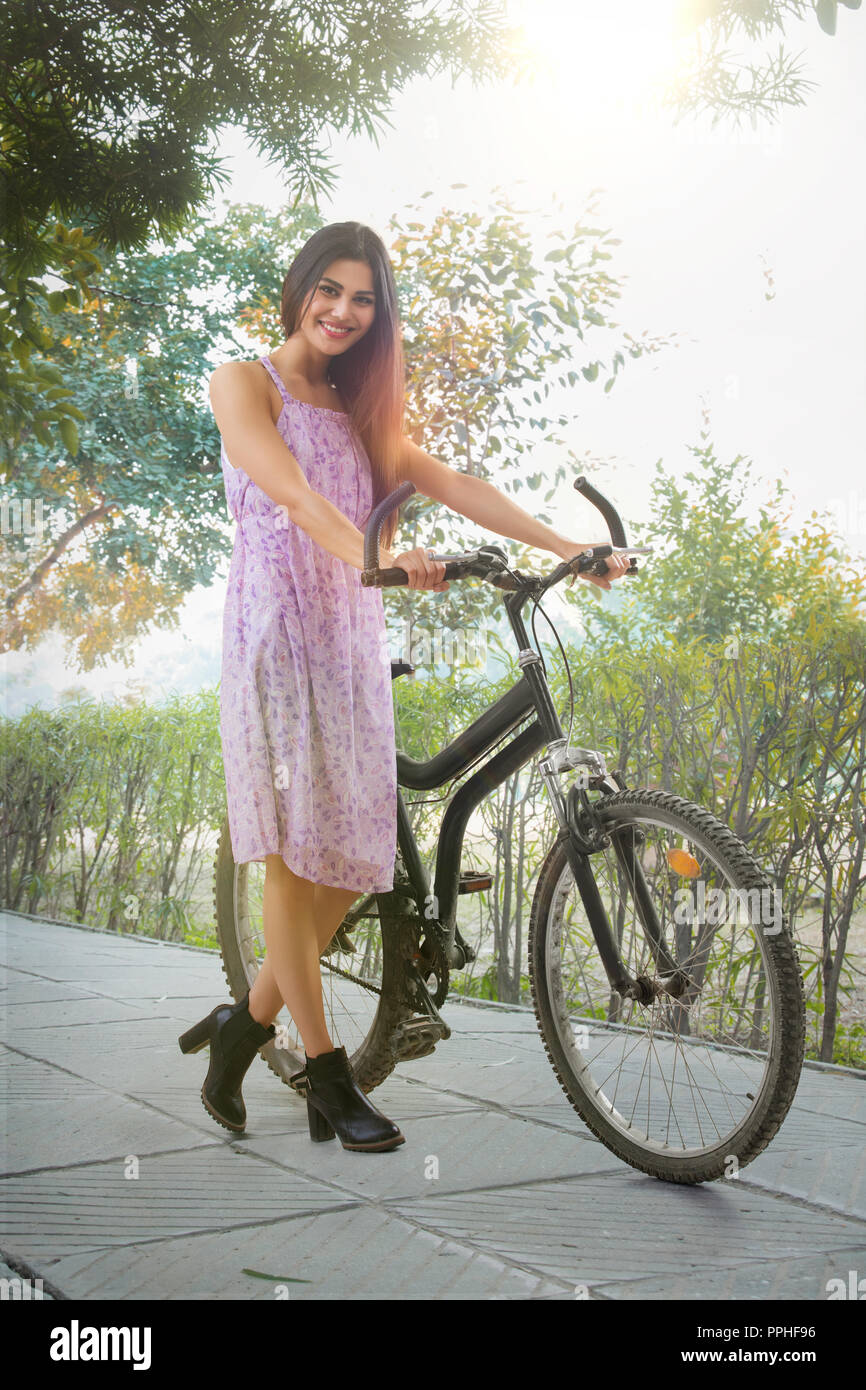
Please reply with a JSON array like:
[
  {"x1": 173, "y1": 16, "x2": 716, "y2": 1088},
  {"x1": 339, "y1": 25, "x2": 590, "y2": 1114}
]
[{"x1": 318, "y1": 321, "x2": 353, "y2": 339}]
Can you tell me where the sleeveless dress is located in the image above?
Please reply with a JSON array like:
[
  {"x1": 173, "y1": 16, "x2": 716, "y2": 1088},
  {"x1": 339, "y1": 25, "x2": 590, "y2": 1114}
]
[{"x1": 217, "y1": 354, "x2": 398, "y2": 893}]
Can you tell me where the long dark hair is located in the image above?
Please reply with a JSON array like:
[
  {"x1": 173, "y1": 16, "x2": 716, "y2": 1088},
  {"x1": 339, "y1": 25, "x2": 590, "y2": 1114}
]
[{"x1": 280, "y1": 222, "x2": 405, "y2": 553}]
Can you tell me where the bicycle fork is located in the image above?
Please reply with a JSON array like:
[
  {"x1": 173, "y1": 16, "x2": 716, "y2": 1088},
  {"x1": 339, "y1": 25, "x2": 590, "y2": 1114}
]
[{"x1": 539, "y1": 741, "x2": 686, "y2": 1006}]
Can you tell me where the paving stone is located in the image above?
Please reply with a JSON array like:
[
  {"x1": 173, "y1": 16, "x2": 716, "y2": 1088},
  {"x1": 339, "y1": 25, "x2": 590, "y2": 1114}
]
[
  {"x1": 594, "y1": 1249, "x2": 866, "y2": 1300},
  {"x1": 41, "y1": 1204, "x2": 567, "y2": 1300},
  {"x1": 0, "y1": 1053, "x2": 210, "y2": 1173},
  {"x1": 244, "y1": 1103, "x2": 620, "y2": 1202},
  {"x1": 0, "y1": 1147, "x2": 358, "y2": 1264},
  {"x1": 1, "y1": 979, "x2": 106, "y2": 1007},
  {"x1": 788, "y1": 1074, "x2": 866, "y2": 1127},
  {"x1": 396, "y1": 1040, "x2": 568, "y2": 1106},
  {"x1": 742, "y1": 1137, "x2": 866, "y2": 1219},
  {"x1": 3, "y1": 908, "x2": 866, "y2": 1302},
  {"x1": 388, "y1": 1173, "x2": 866, "y2": 1289},
  {"x1": 2, "y1": 995, "x2": 162, "y2": 1029},
  {"x1": 5, "y1": 1019, "x2": 206, "y2": 1092}
]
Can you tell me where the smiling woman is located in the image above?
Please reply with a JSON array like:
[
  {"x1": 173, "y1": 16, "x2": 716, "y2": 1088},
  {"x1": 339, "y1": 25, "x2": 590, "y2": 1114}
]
[{"x1": 185, "y1": 221, "x2": 421, "y2": 1154}]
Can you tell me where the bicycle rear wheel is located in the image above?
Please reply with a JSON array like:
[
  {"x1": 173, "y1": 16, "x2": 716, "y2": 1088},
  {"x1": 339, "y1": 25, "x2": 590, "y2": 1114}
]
[
  {"x1": 529, "y1": 789, "x2": 805, "y2": 1184},
  {"x1": 212, "y1": 817, "x2": 413, "y2": 1093}
]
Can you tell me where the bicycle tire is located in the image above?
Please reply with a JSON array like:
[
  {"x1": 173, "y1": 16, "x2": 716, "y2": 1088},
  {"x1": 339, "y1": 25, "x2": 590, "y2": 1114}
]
[
  {"x1": 212, "y1": 815, "x2": 414, "y2": 1094},
  {"x1": 528, "y1": 788, "x2": 806, "y2": 1184}
]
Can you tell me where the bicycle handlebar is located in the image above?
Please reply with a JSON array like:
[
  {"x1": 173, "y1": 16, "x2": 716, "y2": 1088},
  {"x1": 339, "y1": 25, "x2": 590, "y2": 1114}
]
[
  {"x1": 573, "y1": 475, "x2": 627, "y2": 548},
  {"x1": 360, "y1": 473, "x2": 651, "y2": 591},
  {"x1": 363, "y1": 479, "x2": 417, "y2": 573}
]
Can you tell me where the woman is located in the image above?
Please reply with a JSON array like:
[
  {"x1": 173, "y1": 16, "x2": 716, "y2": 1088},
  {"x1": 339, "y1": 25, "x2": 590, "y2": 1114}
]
[{"x1": 179, "y1": 221, "x2": 630, "y2": 1153}]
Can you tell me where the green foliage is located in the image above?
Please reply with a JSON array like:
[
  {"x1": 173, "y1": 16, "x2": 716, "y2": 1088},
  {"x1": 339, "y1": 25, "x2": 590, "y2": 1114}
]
[
  {"x1": 0, "y1": 689, "x2": 226, "y2": 938},
  {"x1": 0, "y1": 219, "x2": 102, "y2": 463},
  {"x1": 664, "y1": 1, "x2": 860, "y2": 125},
  {"x1": 1, "y1": 0, "x2": 519, "y2": 457},
  {"x1": 828, "y1": 1021, "x2": 866, "y2": 1070},
  {"x1": 573, "y1": 423, "x2": 865, "y2": 648},
  {"x1": 386, "y1": 190, "x2": 676, "y2": 640},
  {"x1": 1, "y1": 203, "x2": 323, "y2": 666}
]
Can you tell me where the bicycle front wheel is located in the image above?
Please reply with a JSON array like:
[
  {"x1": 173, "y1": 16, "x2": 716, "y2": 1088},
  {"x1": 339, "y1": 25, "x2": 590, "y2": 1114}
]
[{"x1": 529, "y1": 789, "x2": 806, "y2": 1184}]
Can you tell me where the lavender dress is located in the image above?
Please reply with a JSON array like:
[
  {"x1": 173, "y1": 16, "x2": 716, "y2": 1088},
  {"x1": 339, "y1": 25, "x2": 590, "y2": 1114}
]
[{"x1": 218, "y1": 354, "x2": 397, "y2": 893}]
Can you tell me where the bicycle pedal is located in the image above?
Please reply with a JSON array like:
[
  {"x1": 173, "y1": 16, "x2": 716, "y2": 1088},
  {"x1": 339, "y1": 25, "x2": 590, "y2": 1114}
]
[
  {"x1": 458, "y1": 870, "x2": 492, "y2": 894},
  {"x1": 390, "y1": 1017, "x2": 451, "y2": 1062}
]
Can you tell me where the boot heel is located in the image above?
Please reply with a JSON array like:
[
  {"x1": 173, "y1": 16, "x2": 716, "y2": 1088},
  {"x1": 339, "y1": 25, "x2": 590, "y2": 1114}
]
[
  {"x1": 307, "y1": 1097, "x2": 336, "y2": 1142},
  {"x1": 178, "y1": 1018, "x2": 211, "y2": 1054}
]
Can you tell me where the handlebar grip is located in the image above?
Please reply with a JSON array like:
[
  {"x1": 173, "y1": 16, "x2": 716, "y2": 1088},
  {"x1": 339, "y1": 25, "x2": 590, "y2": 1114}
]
[
  {"x1": 363, "y1": 557, "x2": 472, "y2": 588},
  {"x1": 373, "y1": 566, "x2": 412, "y2": 588},
  {"x1": 574, "y1": 475, "x2": 627, "y2": 547}
]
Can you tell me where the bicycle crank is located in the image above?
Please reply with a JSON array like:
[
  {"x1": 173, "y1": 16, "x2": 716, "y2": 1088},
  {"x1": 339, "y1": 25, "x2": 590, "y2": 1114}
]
[{"x1": 390, "y1": 952, "x2": 452, "y2": 1061}]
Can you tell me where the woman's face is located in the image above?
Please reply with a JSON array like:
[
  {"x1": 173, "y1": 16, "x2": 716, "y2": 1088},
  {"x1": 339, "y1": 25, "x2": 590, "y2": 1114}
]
[{"x1": 297, "y1": 257, "x2": 377, "y2": 357}]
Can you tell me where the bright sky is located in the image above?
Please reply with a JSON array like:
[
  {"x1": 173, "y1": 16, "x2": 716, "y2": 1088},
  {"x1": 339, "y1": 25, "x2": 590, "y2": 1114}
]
[{"x1": 5, "y1": 0, "x2": 865, "y2": 713}]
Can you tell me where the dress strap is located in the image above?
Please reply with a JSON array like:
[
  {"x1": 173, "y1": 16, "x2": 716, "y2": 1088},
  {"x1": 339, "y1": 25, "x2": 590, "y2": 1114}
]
[{"x1": 259, "y1": 355, "x2": 294, "y2": 408}]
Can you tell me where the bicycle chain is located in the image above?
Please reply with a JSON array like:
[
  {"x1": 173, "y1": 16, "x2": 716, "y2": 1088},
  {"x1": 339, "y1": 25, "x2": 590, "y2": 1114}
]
[{"x1": 319, "y1": 959, "x2": 383, "y2": 997}]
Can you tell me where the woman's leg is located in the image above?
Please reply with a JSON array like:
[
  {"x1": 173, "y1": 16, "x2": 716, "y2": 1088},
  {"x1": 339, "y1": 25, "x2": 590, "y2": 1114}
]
[
  {"x1": 247, "y1": 857, "x2": 361, "y2": 1056},
  {"x1": 248, "y1": 882, "x2": 361, "y2": 1025}
]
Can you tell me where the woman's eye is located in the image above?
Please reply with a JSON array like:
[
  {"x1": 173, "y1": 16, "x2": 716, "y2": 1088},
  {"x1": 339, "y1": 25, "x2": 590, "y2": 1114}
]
[{"x1": 319, "y1": 285, "x2": 373, "y2": 305}]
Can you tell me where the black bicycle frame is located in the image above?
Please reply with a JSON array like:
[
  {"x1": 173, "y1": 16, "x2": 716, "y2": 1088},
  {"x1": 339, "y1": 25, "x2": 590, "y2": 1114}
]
[{"x1": 390, "y1": 586, "x2": 637, "y2": 994}]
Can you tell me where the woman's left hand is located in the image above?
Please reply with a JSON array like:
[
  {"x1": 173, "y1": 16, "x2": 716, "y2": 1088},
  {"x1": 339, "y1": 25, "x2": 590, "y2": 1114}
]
[{"x1": 556, "y1": 540, "x2": 631, "y2": 591}]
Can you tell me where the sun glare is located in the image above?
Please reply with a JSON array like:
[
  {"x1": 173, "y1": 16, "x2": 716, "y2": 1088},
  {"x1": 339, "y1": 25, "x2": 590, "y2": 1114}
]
[{"x1": 508, "y1": 0, "x2": 689, "y2": 118}]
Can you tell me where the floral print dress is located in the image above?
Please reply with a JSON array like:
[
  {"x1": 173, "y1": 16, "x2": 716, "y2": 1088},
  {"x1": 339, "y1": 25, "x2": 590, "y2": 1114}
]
[{"x1": 218, "y1": 355, "x2": 397, "y2": 892}]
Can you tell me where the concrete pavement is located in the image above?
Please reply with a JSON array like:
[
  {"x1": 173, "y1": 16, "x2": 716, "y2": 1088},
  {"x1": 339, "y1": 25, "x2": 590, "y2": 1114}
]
[{"x1": 2, "y1": 909, "x2": 865, "y2": 1301}]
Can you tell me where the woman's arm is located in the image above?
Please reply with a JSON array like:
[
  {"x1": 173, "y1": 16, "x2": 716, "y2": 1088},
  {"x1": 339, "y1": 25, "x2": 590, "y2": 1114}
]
[
  {"x1": 400, "y1": 438, "x2": 627, "y2": 588},
  {"x1": 211, "y1": 363, "x2": 375, "y2": 572},
  {"x1": 210, "y1": 366, "x2": 445, "y2": 582}
]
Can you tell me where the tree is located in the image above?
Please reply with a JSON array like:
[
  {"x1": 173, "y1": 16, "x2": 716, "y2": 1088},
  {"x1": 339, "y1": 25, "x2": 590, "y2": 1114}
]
[
  {"x1": 1, "y1": 204, "x2": 327, "y2": 665},
  {"x1": 383, "y1": 191, "x2": 677, "y2": 653},
  {"x1": 1, "y1": 0, "x2": 521, "y2": 455},
  {"x1": 574, "y1": 416, "x2": 866, "y2": 649},
  {"x1": 665, "y1": 0, "x2": 862, "y2": 125}
]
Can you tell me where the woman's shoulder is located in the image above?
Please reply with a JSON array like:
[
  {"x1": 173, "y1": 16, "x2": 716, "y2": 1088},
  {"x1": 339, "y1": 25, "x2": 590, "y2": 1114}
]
[
  {"x1": 210, "y1": 356, "x2": 266, "y2": 382},
  {"x1": 209, "y1": 356, "x2": 266, "y2": 389},
  {"x1": 209, "y1": 357, "x2": 280, "y2": 424}
]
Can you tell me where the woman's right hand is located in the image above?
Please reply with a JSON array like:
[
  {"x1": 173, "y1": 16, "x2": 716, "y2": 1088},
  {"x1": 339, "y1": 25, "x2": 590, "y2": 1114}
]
[{"x1": 382, "y1": 546, "x2": 449, "y2": 591}]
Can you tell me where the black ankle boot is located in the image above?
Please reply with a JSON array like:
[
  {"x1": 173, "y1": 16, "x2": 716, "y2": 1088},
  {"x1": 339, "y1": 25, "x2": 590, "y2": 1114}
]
[
  {"x1": 304, "y1": 1046, "x2": 405, "y2": 1152},
  {"x1": 178, "y1": 992, "x2": 275, "y2": 1133}
]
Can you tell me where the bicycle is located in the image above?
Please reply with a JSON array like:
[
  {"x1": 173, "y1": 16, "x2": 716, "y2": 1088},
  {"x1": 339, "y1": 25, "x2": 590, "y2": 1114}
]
[{"x1": 213, "y1": 474, "x2": 806, "y2": 1184}]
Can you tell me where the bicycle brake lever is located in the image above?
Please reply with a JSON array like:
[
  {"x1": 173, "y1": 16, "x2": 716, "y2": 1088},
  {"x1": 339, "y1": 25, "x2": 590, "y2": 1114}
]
[{"x1": 575, "y1": 544, "x2": 653, "y2": 579}]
